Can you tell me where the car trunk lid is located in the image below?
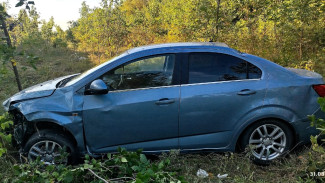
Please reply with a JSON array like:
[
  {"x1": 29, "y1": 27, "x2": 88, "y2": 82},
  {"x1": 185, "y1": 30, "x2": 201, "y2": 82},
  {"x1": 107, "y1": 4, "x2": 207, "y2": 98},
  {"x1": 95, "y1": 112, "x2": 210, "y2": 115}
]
[{"x1": 286, "y1": 68, "x2": 323, "y2": 79}]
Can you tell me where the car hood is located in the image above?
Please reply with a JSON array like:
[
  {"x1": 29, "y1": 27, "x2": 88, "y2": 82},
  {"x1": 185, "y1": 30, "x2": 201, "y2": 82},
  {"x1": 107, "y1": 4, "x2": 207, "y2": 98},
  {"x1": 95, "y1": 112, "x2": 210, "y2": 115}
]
[{"x1": 2, "y1": 74, "x2": 76, "y2": 111}]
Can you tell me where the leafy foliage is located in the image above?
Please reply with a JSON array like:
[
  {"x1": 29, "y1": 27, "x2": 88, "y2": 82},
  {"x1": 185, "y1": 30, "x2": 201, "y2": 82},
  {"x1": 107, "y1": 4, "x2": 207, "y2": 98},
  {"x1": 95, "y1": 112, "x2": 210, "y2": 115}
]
[
  {"x1": 7, "y1": 148, "x2": 185, "y2": 183},
  {"x1": 0, "y1": 113, "x2": 13, "y2": 157},
  {"x1": 15, "y1": 0, "x2": 34, "y2": 10},
  {"x1": 310, "y1": 97, "x2": 325, "y2": 142},
  {"x1": 306, "y1": 98, "x2": 325, "y2": 182},
  {"x1": 63, "y1": 0, "x2": 325, "y2": 76},
  {"x1": 1, "y1": 1, "x2": 325, "y2": 182},
  {"x1": 2, "y1": 0, "x2": 325, "y2": 95},
  {"x1": 1, "y1": 1, "x2": 40, "y2": 91}
]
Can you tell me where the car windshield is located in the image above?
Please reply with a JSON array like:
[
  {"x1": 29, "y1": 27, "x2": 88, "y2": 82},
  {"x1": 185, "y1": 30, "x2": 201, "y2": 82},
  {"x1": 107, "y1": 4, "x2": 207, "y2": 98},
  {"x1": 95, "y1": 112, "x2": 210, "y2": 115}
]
[{"x1": 65, "y1": 52, "x2": 128, "y2": 87}]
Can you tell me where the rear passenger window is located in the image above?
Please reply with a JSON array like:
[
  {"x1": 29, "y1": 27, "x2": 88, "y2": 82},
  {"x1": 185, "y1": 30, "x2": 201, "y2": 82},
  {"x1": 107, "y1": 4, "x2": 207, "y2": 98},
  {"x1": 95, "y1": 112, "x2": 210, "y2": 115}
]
[
  {"x1": 188, "y1": 53, "x2": 261, "y2": 84},
  {"x1": 247, "y1": 62, "x2": 262, "y2": 79}
]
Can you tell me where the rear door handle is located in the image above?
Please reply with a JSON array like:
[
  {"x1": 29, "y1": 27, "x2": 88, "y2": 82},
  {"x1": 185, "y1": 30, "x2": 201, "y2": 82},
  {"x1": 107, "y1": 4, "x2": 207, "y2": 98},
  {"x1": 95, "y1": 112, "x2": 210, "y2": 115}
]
[
  {"x1": 155, "y1": 98, "x2": 175, "y2": 105},
  {"x1": 237, "y1": 89, "x2": 256, "y2": 95}
]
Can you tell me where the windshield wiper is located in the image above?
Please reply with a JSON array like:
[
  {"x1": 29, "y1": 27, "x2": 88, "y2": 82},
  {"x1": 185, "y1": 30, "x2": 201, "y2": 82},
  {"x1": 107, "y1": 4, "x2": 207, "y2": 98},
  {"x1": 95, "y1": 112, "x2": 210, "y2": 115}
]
[{"x1": 56, "y1": 77, "x2": 74, "y2": 88}]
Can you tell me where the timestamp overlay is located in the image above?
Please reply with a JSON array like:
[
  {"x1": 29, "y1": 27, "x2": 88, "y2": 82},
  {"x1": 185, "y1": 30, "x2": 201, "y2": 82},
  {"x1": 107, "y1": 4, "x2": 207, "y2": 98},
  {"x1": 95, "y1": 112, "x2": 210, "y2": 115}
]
[{"x1": 310, "y1": 171, "x2": 325, "y2": 177}]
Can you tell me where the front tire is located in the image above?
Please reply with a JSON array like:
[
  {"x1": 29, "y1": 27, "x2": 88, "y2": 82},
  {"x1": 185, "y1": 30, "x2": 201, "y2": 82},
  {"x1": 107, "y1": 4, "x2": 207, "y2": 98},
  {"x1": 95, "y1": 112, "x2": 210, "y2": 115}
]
[
  {"x1": 23, "y1": 129, "x2": 77, "y2": 164},
  {"x1": 239, "y1": 120, "x2": 293, "y2": 164}
]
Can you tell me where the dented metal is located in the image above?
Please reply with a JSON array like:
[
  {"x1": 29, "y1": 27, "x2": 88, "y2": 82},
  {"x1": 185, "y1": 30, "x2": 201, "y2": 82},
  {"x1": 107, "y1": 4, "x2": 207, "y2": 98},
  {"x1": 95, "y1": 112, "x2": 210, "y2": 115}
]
[{"x1": 2, "y1": 42, "x2": 325, "y2": 158}]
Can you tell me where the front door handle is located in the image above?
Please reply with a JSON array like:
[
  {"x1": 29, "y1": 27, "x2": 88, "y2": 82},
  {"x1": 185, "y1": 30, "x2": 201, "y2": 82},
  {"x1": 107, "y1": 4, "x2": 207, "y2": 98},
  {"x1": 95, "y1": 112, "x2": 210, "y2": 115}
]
[
  {"x1": 237, "y1": 89, "x2": 256, "y2": 95},
  {"x1": 155, "y1": 98, "x2": 175, "y2": 105}
]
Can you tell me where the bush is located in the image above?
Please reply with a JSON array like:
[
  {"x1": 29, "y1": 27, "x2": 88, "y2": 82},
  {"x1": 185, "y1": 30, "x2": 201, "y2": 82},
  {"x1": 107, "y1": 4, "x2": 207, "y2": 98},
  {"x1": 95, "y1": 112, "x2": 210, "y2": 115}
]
[
  {"x1": 4, "y1": 148, "x2": 185, "y2": 183},
  {"x1": 310, "y1": 97, "x2": 325, "y2": 143},
  {"x1": 304, "y1": 97, "x2": 325, "y2": 182},
  {"x1": 0, "y1": 113, "x2": 13, "y2": 157}
]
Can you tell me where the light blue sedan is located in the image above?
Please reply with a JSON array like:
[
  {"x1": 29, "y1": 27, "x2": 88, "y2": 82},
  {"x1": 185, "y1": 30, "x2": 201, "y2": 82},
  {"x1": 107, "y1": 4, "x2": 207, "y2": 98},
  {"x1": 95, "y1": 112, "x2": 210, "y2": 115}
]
[{"x1": 3, "y1": 42, "x2": 325, "y2": 164}]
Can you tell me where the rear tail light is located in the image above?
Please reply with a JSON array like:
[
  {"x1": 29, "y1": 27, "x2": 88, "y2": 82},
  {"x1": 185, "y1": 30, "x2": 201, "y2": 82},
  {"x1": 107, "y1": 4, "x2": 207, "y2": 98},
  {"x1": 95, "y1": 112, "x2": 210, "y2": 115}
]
[{"x1": 313, "y1": 84, "x2": 325, "y2": 97}]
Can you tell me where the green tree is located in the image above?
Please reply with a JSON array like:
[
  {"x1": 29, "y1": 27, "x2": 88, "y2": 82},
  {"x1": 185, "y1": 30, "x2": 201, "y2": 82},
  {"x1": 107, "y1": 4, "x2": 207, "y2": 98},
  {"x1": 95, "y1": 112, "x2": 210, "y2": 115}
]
[
  {"x1": 40, "y1": 16, "x2": 55, "y2": 50},
  {"x1": 0, "y1": 3, "x2": 22, "y2": 91},
  {"x1": 0, "y1": 0, "x2": 37, "y2": 91},
  {"x1": 68, "y1": 0, "x2": 325, "y2": 76},
  {"x1": 52, "y1": 25, "x2": 67, "y2": 48}
]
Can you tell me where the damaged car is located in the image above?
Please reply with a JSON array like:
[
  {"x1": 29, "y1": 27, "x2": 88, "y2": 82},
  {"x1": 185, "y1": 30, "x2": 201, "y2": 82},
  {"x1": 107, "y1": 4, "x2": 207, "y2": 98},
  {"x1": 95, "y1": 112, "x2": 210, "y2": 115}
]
[{"x1": 3, "y1": 42, "x2": 325, "y2": 164}]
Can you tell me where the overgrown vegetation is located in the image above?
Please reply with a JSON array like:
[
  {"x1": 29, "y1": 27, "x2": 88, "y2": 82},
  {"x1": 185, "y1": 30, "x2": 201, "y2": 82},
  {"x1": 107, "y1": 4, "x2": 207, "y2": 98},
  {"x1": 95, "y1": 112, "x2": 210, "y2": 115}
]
[
  {"x1": 4, "y1": 148, "x2": 185, "y2": 183},
  {"x1": 0, "y1": 0, "x2": 325, "y2": 182},
  {"x1": 1, "y1": 0, "x2": 325, "y2": 105},
  {"x1": 307, "y1": 97, "x2": 325, "y2": 182},
  {"x1": 69, "y1": 0, "x2": 325, "y2": 75},
  {"x1": 0, "y1": 112, "x2": 12, "y2": 157}
]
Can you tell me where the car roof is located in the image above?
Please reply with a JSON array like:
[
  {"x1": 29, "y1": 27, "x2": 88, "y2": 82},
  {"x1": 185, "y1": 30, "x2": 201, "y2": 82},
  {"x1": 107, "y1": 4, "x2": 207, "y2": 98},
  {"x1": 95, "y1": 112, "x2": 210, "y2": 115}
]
[{"x1": 125, "y1": 42, "x2": 229, "y2": 54}]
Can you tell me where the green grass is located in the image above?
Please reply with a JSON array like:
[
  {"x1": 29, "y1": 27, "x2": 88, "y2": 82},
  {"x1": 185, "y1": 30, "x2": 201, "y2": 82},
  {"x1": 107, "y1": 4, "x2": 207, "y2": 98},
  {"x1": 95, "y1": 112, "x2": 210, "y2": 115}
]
[
  {"x1": 0, "y1": 47, "x2": 94, "y2": 114},
  {"x1": 0, "y1": 146, "x2": 323, "y2": 182},
  {"x1": 157, "y1": 147, "x2": 324, "y2": 183}
]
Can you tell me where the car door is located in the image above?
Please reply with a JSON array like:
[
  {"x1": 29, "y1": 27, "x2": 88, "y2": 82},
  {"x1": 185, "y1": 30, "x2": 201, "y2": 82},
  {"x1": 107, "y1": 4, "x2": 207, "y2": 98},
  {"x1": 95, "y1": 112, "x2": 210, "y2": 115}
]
[
  {"x1": 83, "y1": 54, "x2": 180, "y2": 153},
  {"x1": 179, "y1": 52, "x2": 266, "y2": 149}
]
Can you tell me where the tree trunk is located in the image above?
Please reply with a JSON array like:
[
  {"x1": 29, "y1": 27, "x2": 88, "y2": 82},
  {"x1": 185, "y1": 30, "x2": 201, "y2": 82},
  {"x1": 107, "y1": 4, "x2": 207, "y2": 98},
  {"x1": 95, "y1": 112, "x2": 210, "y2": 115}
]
[
  {"x1": 299, "y1": 29, "x2": 303, "y2": 61},
  {"x1": 0, "y1": 14, "x2": 22, "y2": 91},
  {"x1": 214, "y1": 0, "x2": 221, "y2": 42}
]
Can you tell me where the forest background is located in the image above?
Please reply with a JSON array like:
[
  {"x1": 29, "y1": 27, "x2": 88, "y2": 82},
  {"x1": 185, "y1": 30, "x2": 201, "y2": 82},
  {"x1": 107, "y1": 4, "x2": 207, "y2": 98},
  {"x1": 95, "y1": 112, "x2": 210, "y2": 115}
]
[
  {"x1": 1, "y1": 0, "x2": 325, "y2": 105},
  {"x1": 0, "y1": 0, "x2": 325, "y2": 182}
]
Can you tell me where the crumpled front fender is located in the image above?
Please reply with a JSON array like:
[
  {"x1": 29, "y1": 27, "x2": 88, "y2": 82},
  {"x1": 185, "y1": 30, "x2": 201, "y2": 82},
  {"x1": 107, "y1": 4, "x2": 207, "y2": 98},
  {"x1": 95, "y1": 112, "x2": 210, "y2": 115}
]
[
  {"x1": 3, "y1": 74, "x2": 78, "y2": 111},
  {"x1": 9, "y1": 88, "x2": 86, "y2": 154}
]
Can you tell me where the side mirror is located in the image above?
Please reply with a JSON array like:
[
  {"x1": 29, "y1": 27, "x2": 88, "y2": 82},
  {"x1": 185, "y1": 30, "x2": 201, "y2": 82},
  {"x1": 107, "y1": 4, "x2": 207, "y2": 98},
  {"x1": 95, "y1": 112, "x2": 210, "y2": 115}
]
[{"x1": 86, "y1": 79, "x2": 108, "y2": 95}]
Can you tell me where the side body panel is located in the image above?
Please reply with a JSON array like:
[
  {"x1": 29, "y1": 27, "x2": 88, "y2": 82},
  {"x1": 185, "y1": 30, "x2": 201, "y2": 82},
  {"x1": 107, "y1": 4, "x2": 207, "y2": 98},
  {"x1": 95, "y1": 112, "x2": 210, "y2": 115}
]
[
  {"x1": 227, "y1": 55, "x2": 324, "y2": 151},
  {"x1": 179, "y1": 79, "x2": 267, "y2": 149},
  {"x1": 83, "y1": 86, "x2": 180, "y2": 153}
]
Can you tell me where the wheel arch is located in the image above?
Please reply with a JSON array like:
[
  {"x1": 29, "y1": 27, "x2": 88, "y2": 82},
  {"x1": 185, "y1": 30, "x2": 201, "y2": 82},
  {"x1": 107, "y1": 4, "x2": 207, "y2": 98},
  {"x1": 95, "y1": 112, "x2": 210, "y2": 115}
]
[
  {"x1": 32, "y1": 121, "x2": 78, "y2": 147},
  {"x1": 234, "y1": 117, "x2": 297, "y2": 152},
  {"x1": 18, "y1": 119, "x2": 79, "y2": 153},
  {"x1": 9, "y1": 107, "x2": 86, "y2": 155}
]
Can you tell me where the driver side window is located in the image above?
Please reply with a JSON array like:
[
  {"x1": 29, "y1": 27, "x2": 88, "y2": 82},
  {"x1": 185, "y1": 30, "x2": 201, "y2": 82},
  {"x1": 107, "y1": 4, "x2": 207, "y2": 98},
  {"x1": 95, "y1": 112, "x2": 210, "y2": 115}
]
[{"x1": 99, "y1": 54, "x2": 175, "y2": 91}]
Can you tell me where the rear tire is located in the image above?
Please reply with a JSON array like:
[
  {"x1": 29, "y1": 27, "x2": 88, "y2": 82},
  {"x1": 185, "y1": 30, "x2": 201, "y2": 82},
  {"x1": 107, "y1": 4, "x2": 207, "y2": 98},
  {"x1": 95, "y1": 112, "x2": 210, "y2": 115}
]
[
  {"x1": 239, "y1": 120, "x2": 293, "y2": 165},
  {"x1": 23, "y1": 129, "x2": 77, "y2": 164}
]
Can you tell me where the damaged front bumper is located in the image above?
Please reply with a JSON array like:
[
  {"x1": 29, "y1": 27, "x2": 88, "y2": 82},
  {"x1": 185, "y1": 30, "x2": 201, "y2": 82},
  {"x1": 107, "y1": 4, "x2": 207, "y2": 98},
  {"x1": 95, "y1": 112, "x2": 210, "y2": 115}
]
[{"x1": 9, "y1": 111, "x2": 33, "y2": 148}]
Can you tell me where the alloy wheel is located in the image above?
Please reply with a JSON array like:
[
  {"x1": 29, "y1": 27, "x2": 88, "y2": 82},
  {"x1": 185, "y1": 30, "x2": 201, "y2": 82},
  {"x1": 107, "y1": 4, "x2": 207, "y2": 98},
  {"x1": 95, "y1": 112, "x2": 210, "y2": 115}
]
[
  {"x1": 28, "y1": 140, "x2": 67, "y2": 164},
  {"x1": 249, "y1": 124, "x2": 287, "y2": 161}
]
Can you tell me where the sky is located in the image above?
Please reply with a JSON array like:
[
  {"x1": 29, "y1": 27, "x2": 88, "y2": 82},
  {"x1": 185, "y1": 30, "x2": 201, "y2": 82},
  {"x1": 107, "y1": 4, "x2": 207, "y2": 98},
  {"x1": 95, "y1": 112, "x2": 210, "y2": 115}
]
[{"x1": 2, "y1": 0, "x2": 102, "y2": 30}]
